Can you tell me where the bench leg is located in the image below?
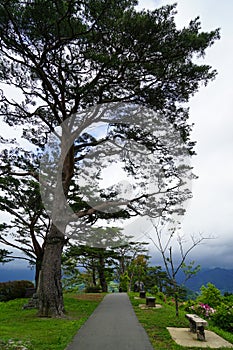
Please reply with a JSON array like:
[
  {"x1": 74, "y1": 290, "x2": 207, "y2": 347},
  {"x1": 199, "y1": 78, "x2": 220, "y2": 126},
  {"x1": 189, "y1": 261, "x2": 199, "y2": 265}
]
[
  {"x1": 197, "y1": 326, "x2": 206, "y2": 341},
  {"x1": 189, "y1": 321, "x2": 196, "y2": 333}
]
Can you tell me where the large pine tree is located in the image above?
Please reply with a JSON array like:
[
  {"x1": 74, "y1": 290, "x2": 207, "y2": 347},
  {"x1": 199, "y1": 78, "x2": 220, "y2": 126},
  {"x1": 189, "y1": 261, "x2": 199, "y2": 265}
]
[{"x1": 0, "y1": 0, "x2": 219, "y2": 316}]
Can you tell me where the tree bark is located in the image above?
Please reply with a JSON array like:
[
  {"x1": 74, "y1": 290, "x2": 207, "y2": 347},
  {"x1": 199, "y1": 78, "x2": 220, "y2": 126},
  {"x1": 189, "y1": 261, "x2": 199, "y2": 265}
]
[
  {"x1": 35, "y1": 255, "x2": 43, "y2": 290},
  {"x1": 37, "y1": 224, "x2": 65, "y2": 317},
  {"x1": 129, "y1": 271, "x2": 134, "y2": 292},
  {"x1": 175, "y1": 293, "x2": 179, "y2": 317},
  {"x1": 37, "y1": 141, "x2": 74, "y2": 317},
  {"x1": 98, "y1": 255, "x2": 107, "y2": 292},
  {"x1": 92, "y1": 264, "x2": 97, "y2": 286}
]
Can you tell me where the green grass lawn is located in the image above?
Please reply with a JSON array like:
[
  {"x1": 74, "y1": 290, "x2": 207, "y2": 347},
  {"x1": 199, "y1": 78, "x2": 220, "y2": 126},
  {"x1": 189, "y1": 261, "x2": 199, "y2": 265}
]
[
  {"x1": 0, "y1": 293, "x2": 104, "y2": 350},
  {"x1": 129, "y1": 292, "x2": 233, "y2": 350},
  {"x1": 1, "y1": 292, "x2": 233, "y2": 350}
]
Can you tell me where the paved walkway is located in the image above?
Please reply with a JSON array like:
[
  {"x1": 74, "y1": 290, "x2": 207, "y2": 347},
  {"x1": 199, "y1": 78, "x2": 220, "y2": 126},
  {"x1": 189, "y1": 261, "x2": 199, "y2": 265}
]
[{"x1": 65, "y1": 293, "x2": 154, "y2": 350}]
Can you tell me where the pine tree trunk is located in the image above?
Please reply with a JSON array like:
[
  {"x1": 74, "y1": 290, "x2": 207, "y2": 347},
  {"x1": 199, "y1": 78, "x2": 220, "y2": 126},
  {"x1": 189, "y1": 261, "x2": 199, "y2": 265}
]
[
  {"x1": 37, "y1": 142, "x2": 74, "y2": 317},
  {"x1": 129, "y1": 272, "x2": 134, "y2": 292},
  {"x1": 92, "y1": 266, "x2": 97, "y2": 286},
  {"x1": 35, "y1": 254, "x2": 43, "y2": 290},
  {"x1": 175, "y1": 294, "x2": 179, "y2": 317},
  {"x1": 37, "y1": 224, "x2": 65, "y2": 317},
  {"x1": 98, "y1": 255, "x2": 107, "y2": 292}
]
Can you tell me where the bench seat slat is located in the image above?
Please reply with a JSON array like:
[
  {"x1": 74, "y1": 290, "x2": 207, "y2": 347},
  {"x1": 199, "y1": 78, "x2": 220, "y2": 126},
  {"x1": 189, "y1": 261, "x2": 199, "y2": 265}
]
[{"x1": 185, "y1": 314, "x2": 208, "y2": 326}]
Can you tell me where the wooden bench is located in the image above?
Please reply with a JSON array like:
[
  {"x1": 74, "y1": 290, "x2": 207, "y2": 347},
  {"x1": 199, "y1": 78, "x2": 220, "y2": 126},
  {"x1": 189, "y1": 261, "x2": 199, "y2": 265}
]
[
  {"x1": 146, "y1": 297, "x2": 156, "y2": 307},
  {"x1": 185, "y1": 314, "x2": 208, "y2": 341}
]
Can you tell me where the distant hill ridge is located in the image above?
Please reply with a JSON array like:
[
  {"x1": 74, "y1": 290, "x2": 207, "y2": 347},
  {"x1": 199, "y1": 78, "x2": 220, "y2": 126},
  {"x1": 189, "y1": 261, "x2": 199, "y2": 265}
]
[
  {"x1": 1, "y1": 266, "x2": 233, "y2": 294},
  {"x1": 0, "y1": 267, "x2": 34, "y2": 283},
  {"x1": 177, "y1": 267, "x2": 233, "y2": 293}
]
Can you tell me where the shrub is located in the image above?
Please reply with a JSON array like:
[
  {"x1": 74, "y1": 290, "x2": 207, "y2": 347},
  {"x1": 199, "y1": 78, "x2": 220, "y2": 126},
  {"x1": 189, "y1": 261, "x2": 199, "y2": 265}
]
[
  {"x1": 211, "y1": 303, "x2": 233, "y2": 331},
  {"x1": 119, "y1": 272, "x2": 130, "y2": 292},
  {"x1": 181, "y1": 299, "x2": 196, "y2": 311},
  {"x1": 182, "y1": 299, "x2": 216, "y2": 319},
  {"x1": 0, "y1": 280, "x2": 34, "y2": 301},
  {"x1": 190, "y1": 302, "x2": 216, "y2": 318},
  {"x1": 85, "y1": 285, "x2": 102, "y2": 293},
  {"x1": 156, "y1": 291, "x2": 166, "y2": 302},
  {"x1": 223, "y1": 293, "x2": 233, "y2": 305},
  {"x1": 197, "y1": 283, "x2": 222, "y2": 308}
]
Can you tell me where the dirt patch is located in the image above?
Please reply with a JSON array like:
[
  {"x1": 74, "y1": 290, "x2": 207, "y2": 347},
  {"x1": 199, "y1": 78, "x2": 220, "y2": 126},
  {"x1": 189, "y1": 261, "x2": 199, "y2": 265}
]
[{"x1": 74, "y1": 293, "x2": 105, "y2": 301}]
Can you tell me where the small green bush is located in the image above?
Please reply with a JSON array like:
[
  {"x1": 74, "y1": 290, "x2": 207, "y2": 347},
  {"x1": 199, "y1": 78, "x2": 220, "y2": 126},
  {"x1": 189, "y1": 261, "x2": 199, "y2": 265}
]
[
  {"x1": 119, "y1": 272, "x2": 130, "y2": 292},
  {"x1": 85, "y1": 285, "x2": 101, "y2": 293},
  {"x1": 212, "y1": 303, "x2": 233, "y2": 332},
  {"x1": 150, "y1": 285, "x2": 159, "y2": 295},
  {"x1": 223, "y1": 293, "x2": 233, "y2": 305},
  {"x1": 191, "y1": 302, "x2": 216, "y2": 318},
  {"x1": 197, "y1": 282, "x2": 222, "y2": 308},
  {"x1": 0, "y1": 280, "x2": 34, "y2": 301},
  {"x1": 156, "y1": 291, "x2": 166, "y2": 303},
  {"x1": 181, "y1": 299, "x2": 196, "y2": 311}
]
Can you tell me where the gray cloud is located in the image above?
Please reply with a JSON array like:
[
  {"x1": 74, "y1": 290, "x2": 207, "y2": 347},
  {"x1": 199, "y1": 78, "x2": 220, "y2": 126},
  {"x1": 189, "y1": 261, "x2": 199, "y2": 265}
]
[{"x1": 139, "y1": 0, "x2": 233, "y2": 269}]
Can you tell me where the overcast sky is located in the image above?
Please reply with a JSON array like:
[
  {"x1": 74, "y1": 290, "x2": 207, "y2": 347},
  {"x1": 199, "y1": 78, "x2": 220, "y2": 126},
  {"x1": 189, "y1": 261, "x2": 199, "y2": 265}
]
[
  {"x1": 136, "y1": 0, "x2": 233, "y2": 269},
  {"x1": 1, "y1": 1, "x2": 233, "y2": 271}
]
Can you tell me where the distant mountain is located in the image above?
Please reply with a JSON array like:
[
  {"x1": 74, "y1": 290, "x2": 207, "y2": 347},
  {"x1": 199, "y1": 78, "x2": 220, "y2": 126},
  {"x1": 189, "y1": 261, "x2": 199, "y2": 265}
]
[
  {"x1": 0, "y1": 266, "x2": 34, "y2": 283},
  {"x1": 177, "y1": 267, "x2": 233, "y2": 294},
  {"x1": 1, "y1": 265, "x2": 233, "y2": 294}
]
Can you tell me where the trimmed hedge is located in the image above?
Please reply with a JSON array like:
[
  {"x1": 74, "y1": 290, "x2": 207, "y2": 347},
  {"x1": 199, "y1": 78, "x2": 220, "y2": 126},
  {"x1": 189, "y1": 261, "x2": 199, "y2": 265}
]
[{"x1": 0, "y1": 280, "x2": 34, "y2": 301}]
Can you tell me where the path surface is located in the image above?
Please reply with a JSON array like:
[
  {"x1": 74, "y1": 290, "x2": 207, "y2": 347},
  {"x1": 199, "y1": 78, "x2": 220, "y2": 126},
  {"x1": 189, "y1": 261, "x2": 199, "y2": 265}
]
[{"x1": 65, "y1": 293, "x2": 154, "y2": 350}]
